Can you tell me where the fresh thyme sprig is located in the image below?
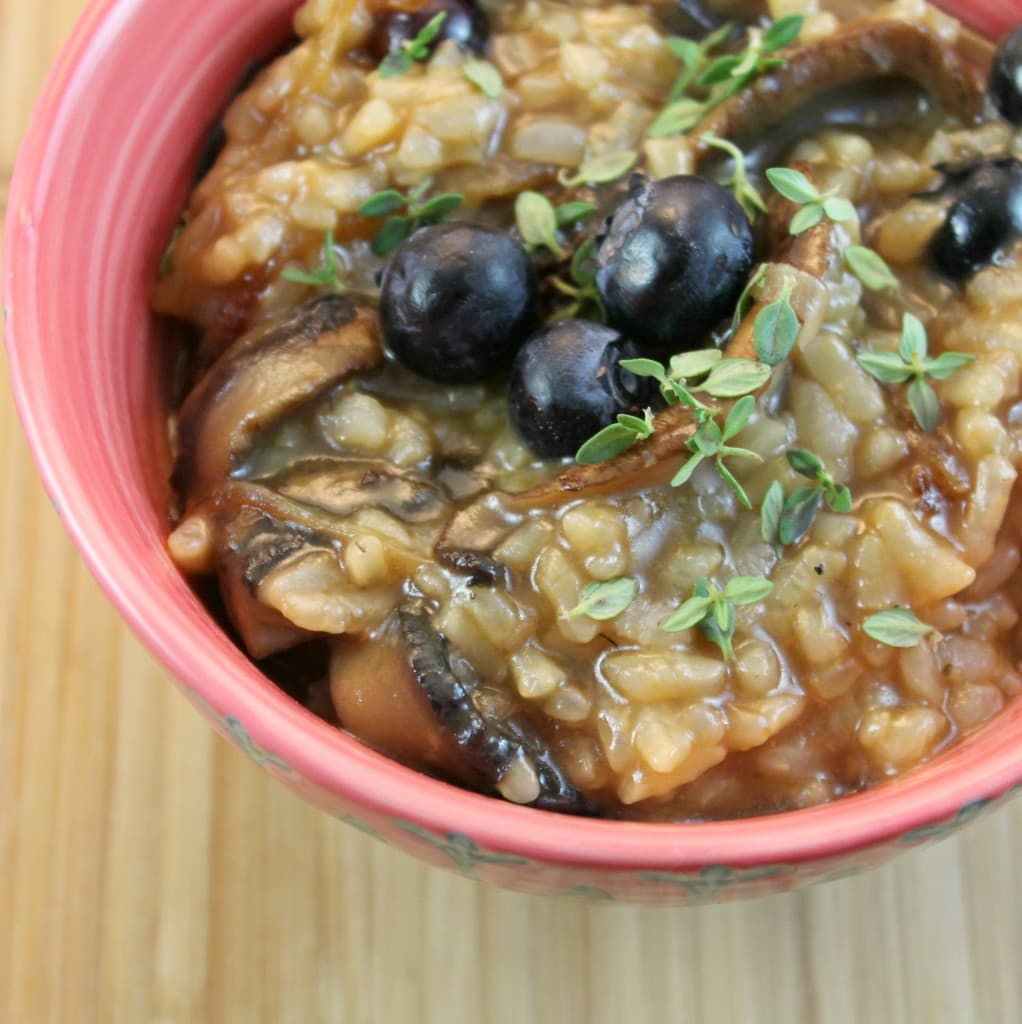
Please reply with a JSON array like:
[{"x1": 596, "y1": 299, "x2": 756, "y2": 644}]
[
  {"x1": 845, "y1": 245, "x2": 899, "y2": 291},
  {"x1": 558, "y1": 150, "x2": 639, "y2": 189},
  {"x1": 621, "y1": 351, "x2": 771, "y2": 408},
  {"x1": 760, "y1": 449, "x2": 853, "y2": 547},
  {"x1": 281, "y1": 229, "x2": 344, "y2": 290},
  {"x1": 379, "y1": 12, "x2": 447, "y2": 78},
  {"x1": 576, "y1": 409, "x2": 655, "y2": 465},
  {"x1": 575, "y1": 352, "x2": 769, "y2": 506},
  {"x1": 672, "y1": 396, "x2": 762, "y2": 508},
  {"x1": 700, "y1": 132, "x2": 767, "y2": 216},
  {"x1": 515, "y1": 192, "x2": 598, "y2": 259},
  {"x1": 863, "y1": 608, "x2": 941, "y2": 649},
  {"x1": 616, "y1": 354, "x2": 770, "y2": 505},
  {"x1": 856, "y1": 313, "x2": 975, "y2": 433},
  {"x1": 648, "y1": 15, "x2": 804, "y2": 139},
  {"x1": 662, "y1": 22, "x2": 735, "y2": 102},
  {"x1": 358, "y1": 179, "x2": 464, "y2": 256},
  {"x1": 567, "y1": 577, "x2": 639, "y2": 621},
  {"x1": 549, "y1": 238, "x2": 605, "y2": 321},
  {"x1": 765, "y1": 167, "x2": 857, "y2": 234},
  {"x1": 766, "y1": 168, "x2": 899, "y2": 290},
  {"x1": 662, "y1": 575, "x2": 775, "y2": 659},
  {"x1": 753, "y1": 285, "x2": 800, "y2": 365}
]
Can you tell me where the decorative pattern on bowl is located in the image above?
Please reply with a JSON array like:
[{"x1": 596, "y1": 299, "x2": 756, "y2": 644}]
[{"x1": 186, "y1": 690, "x2": 1022, "y2": 904}]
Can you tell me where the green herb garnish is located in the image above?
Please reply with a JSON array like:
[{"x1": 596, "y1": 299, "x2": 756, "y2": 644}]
[
  {"x1": 649, "y1": 16, "x2": 803, "y2": 139},
  {"x1": 845, "y1": 245, "x2": 899, "y2": 292},
  {"x1": 554, "y1": 201, "x2": 598, "y2": 228},
  {"x1": 462, "y1": 59, "x2": 503, "y2": 98},
  {"x1": 608, "y1": 354, "x2": 770, "y2": 504},
  {"x1": 699, "y1": 358, "x2": 773, "y2": 398},
  {"x1": 515, "y1": 192, "x2": 598, "y2": 257},
  {"x1": 281, "y1": 229, "x2": 344, "y2": 290},
  {"x1": 575, "y1": 410, "x2": 655, "y2": 465},
  {"x1": 700, "y1": 132, "x2": 767, "y2": 216},
  {"x1": 729, "y1": 264, "x2": 768, "y2": 335},
  {"x1": 863, "y1": 608, "x2": 940, "y2": 649},
  {"x1": 358, "y1": 178, "x2": 464, "y2": 256},
  {"x1": 576, "y1": 354, "x2": 768, "y2": 505},
  {"x1": 672, "y1": 396, "x2": 762, "y2": 509},
  {"x1": 662, "y1": 575, "x2": 775, "y2": 659},
  {"x1": 759, "y1": 480, "x2": 785, "y2": 545},
  {"x1": 558, "y1": 150, "x2": 639, "y2": 189},
  {"x1": 567, "y1": 577, "x2": 640, "y2": 621},
  {"x1": 663, "y1": 22, "x2": 735, "y2": 101},
  {"x1": 761, "y1": 448, "x2": 852, "y2": 547},
  {"x1": 753, "y1": 284, "x2": 800, "y2": 366},
  {"x1": 549, "y1": 237, "x2": 606, "y2": 321},
  {"x1": 379, "y1": 12, "x2": 447, "y2": 78},
  {"x1": 765, "y1": 167, "x2": 857, "y2": 235},
  {"x1": 856, "y1": 313, "x2": 975, "y2": 433},
  {"x1": 516, "y1": 191, "x2": 567, "y2": 258},
  {"x1": 621, "y1": 352, "x2": 770, "y2": 407}
]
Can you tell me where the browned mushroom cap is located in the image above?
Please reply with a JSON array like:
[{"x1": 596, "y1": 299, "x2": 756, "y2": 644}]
[
  {"x1": 692, "y1": 19, "x2": 985, "y2": 152},
  {"x1": 177, "y1": 294, "x2": 384, "y2": 504},
  {"x1": 203, "y1": 472, "x2": 439, "y2": 658},
  {"x1": 249, "y1": 456, "x2": 449, "y2": 525},
  {"x1": 329, "y1": 631, "x2": 483, "y2": 789},
  {"x1": 213, "y1": 504, "x2": 328, "y2": 659}
]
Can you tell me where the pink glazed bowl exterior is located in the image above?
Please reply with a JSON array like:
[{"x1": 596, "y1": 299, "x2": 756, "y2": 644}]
[{"x1": 5, "y1": 0, "x2": 1022, "y2": 905}]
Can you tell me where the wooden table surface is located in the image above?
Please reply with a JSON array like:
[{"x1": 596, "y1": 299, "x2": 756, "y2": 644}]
[{"x1": 3, "y1": 2, "x2": 1022, "y2": 1021}]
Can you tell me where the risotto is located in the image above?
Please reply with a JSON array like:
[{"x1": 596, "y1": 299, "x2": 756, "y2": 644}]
[{"x1": 158, "y1": 0, "x2": 1022, "y2": 819}]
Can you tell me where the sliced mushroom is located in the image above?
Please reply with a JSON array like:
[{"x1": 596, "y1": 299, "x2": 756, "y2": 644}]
[
  {"x1": 692, "y1": 19, "x2": 985, "y2": 156},
  {"x1": 251, "y1": 457, "x2": 449, "y2": 525},
  {"x1": 177, "y1": 293, "x2": 384, "y2": 503},
  {"x1": 205, "y1": 472, "x2": 438, "y2": 658},
  {"x1": 213, "y1": 479, "x2": 430, "y2": 577},
  {"x1": 393, "y1": 606, "x2": 599, "y2": 815},
  {"x1": 653, "y1": 0, "x2": 738, "y2": 39},
  {"x1": 213, "y1": 505, "x2": 328, "y2": 659},
  {"x1": 329, "y1": 632, "x2": 482, "y2": 788}
]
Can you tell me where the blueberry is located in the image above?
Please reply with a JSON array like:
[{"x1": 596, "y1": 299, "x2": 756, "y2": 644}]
[
  {"x1": 380, "y1": 224, "x2": 537, "y2": 383},
  {"x1": 990, "y1": 23, "x2": 1022, "y2": 124},
  {"x1": 596, "y1": 175, "x2": 755, "y2": 354},
  {"x1": 508, "y1": 320, "x2": 654, "y2": 459},
  {"x1": 369, "y1": 0, "x2": 489, "y2": 63},
  {"x1": 930, "y1": 158, "x2": 1022, "y2": 281}
]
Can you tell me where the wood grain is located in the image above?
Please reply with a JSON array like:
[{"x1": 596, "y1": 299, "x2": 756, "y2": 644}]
[{"x1": 1, "y1": 3, "x2": 1021, "y2": 1022}]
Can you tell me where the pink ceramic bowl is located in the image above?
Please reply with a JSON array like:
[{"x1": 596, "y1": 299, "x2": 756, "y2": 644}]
[{"x1": 6, "y1": 0, "x2": 1022, "y2": 905}]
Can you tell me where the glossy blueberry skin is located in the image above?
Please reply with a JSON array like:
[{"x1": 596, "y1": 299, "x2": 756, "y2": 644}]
[
  {"x1": 508, "y1": 320, "x2": 654, "y2": 459},
  {"x1": 595, "y1": 175, "x2": 755, "y2": 354},
  {"x1": 990, "y1": 23, "x2": 1022, "y2": 125},
  {"x1": 369, "y1": 0, "x2": 489, "y2": 63},
  {"x1": 930, "y1": 158, "x2": 1022, "y2": 281},
  {"x1": 380, "y1": 224, "x2": 537, "y2": 383}
]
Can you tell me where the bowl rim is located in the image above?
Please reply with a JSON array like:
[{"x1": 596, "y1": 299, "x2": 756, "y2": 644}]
[{"x1": 6, "y1": 0, "x2": 1022, "y2": 873}]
